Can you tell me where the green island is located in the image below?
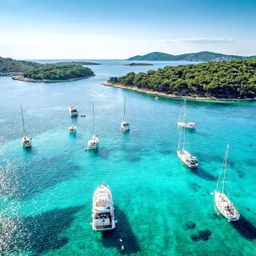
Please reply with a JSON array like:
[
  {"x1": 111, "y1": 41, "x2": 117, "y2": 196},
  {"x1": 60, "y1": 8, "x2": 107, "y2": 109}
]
[
  {"x1": 55, "y1": 61, "x2": 100, "y2": 65},
  {"x1": 124, "y1": 62, "x2": 153, "y2": 66},
  {"x1": 0, "y1": 57, "x2": 94, "y2": 82},
  {"x1": 108, "y1": 60, "x2": 256, "y2": 100}
]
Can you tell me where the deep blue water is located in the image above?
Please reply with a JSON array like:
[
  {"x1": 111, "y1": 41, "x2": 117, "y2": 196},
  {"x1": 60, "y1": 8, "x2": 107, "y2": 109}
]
[{"x1": 0, "y1": 60, "x2": 256, "y2": 255}]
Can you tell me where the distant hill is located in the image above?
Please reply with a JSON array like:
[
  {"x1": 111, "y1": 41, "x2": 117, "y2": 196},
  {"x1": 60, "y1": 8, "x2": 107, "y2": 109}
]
[{"x1": 127, "y1": 51, "x2": 256, "y2": 62}]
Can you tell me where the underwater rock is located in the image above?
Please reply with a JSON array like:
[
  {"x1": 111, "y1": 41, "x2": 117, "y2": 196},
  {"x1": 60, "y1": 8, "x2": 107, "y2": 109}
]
[
  {"x1": 184, "y1": 221, "x2": 196, "y2": 230},
  {"x1": 191, "y1": 229, "x2": 211, "y2": 242}
]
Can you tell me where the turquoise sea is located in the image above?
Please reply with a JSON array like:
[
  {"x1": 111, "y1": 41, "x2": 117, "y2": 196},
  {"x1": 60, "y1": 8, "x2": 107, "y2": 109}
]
[{"x1": 0, "y1": 60, "x2": 256, "y2": 256}]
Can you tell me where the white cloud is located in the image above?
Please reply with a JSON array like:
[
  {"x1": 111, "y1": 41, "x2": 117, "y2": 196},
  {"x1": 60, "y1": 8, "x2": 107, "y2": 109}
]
[{"x1": 165, "y1": 37, "x2": 237, "y2": 44}]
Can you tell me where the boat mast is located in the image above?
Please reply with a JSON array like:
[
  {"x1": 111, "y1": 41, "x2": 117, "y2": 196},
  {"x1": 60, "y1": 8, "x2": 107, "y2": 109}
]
[
  {"x1": 221, "y1": 145, "x2": 229, "y2": 193},
  {"x1": 92, "y1": 103, "x2": 96, "y2": 134},
  {"x1": 123, "y1": 98, "x2": 126, "y2": 121},
  {"x1": 20, "y1": 103, "x2": 26, "y2": 136},
  {"x1": 183, "y1": 99, "x2": 187, "y2": 123}
]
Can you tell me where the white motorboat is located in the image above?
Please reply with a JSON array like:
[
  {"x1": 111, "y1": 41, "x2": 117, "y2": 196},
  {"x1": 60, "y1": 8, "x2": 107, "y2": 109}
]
[
  {"x1": 68, "y1": 124, "x2": 76, "y2": 133},
  {"x1": 20, "y1": 104, "x2": 32, "y2": 148},
  {"x1": 69, "y1": 106, "x2": 78, "y2": 117},
  {"x1": 120, "y1": 98, "x2": 130, "y2": 132},
  {"x1": 177, "y1": 99, "x2": 196, "y2": 129},
  {"x1": 92, "y1": 184, "x2": 116, "y2": 231},
  {"x1": 213, "y1": 145, "x2": 240, "y2": 221},
  {"x1": 86, "y1": 104, "x2": 99, "y2": 150},
  {"x1": 177, "y1": 123, "x2": 198, "y2": 169}
]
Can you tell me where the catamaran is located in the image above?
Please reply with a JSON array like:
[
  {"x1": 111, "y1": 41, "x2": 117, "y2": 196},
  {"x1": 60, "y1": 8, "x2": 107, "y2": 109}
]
[
  {"x1": 177, "y1": 99, "x2": 196, "y2": 129},
  {"x1": 120, "y1": 98, "x2": 130, "y2": 132},
  {"x1": 20, "y1": 104, "x2": 32, "y2": 148},
  {"x1": 69, "y1": 106, "x2": 78, "y2": 117},
  {"x1": 213, "y1": 145, "x2": 240, "y2": 221},
  {"x1": 92, "y1": 184, "x2": 116, "y2": 231},
  {"x1": 177, "y1": 124, "x2": 198, "y2": 168},
  {"x1": 86, "y1": 104, "x2": 99, "y2": 150}
]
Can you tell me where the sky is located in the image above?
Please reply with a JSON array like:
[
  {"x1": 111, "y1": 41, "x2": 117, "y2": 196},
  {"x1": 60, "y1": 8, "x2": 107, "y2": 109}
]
[{"x1": 0, "y1": 0, "x2": 256, "y2": 59}]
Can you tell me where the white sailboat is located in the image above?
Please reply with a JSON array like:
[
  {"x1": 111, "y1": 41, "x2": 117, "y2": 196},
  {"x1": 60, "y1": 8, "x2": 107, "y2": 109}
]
[
  {"x1": 92, "y1": 184, "x2": 116, "y2": 231},
  {"x1": 177, "y1": 99, "x2": 196, "y2": 129},
  {"x1": 86, "y1": 104, "x2": 99, "y2": 150},
  {"x1": 69, "y1": 106, "x2": 78, "y2": 117},
  {"x1": 214, "y1": 145, "x2": 240, "y2": 221},
  {"x1": 20, "y1": 104, "x2": 32, "y2": 148},
  {"x1": 120, "y1": 98, "x2": 130, "y2": 132},
  {"x1": 177, "y1": 124, "x2": 198, "y2": 169}
]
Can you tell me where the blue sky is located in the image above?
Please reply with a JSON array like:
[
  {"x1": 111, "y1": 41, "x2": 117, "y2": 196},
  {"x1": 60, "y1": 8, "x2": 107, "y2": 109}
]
[{"x1": 0, "y1": 0, "x2": 256, "y2": 59}]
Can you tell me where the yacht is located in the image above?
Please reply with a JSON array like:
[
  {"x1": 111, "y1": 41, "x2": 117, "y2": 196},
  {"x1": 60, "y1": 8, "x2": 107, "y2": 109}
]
[
  {"x1": 214, "y1": 145, "x2": 240, "y2": 221},
  {"x1": 20, "y1": 104, "x2": 32, "y2": 148},
  {"x1": 120, "y1": 98, "x2": 130, "y2": 132},
  {"x1": 69, "y1": 106, "x2": 78, "y2": 117},
  {"x1": 86, "y1": 104, "x2": 99, "y2": 150},
  {"x1": 177, "y1": 124, "x2": 198, "y2": 168},
  {"x1": 177, "y1": 99, "x2": 196, "y2": 129},
  {"x1": 92, "y1": 184, "x2": 116, "y2": 231}
]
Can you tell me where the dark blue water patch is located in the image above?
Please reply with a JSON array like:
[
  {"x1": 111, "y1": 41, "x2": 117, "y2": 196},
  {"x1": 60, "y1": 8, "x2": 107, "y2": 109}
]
[
  {"x1": 189, "y1": 182, "x2": 202, "y2": 192},
  {"x1": 0, "y1": 206, "x2": 83, "y2": 255},
  {"x1": 191, "y1": 167, "x2": 216, "y2": 181},
  {"x1": 0, "y1": 157, "x2": 79, "y2": 200},
  {"x1": 101, "y1": 207, "x2": 140, "y2": 255},
  {"x1": 159, "y1": 149, "x2": 174, "y2": 155},
  {"x1": 184, "y1": 221, "x2": 196, "y2": 231},
  {"x1": 190, "y1": 229, "x2": 211, "y2": 242},
  {"x1": 125, "y1": 155, "x2": 141, "y2": 163},
  {"x1": 231, "y1": 215, "x2": 256, "y2": 240}
]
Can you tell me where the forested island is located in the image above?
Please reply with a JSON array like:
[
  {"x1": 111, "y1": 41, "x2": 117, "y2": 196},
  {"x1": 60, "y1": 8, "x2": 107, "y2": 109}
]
[
  {"x1": 55, "y1": 61, "x2": 100, "y2": 65},
  {"x1": 0, "y1": 57, "x2": 39, "y2": 75},
  {"x1": 0, "y1": 57, "x2": 94, "y2": 82},
  {"x1": 124, "y1": 63, "x2": 153, "y2": 66},
  {"x1": 108, "y1": 60, "x2": 256, "y2": 100}
]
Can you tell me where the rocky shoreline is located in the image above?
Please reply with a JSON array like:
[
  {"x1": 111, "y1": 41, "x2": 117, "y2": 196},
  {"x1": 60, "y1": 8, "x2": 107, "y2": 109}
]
[
  {"x1": 12, "y1": 74, "x2": 94, "y2": 83},
  {"x1": 102, "y1": 82, "x2": 256, "y2": 103}
]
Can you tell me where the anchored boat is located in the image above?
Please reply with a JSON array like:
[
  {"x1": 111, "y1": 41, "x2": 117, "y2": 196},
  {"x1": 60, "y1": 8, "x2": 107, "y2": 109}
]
[
  {"x1": 177, "y1": 99, "x2": 196, "y2": 129},
  {"x1": 69, "y1": 106, "x2": 78, "y2": 117},
  {"x1": 214, "y1": 145, "x2": 240, "y2": 221},
  {"x1": 92, "y1": 184, "x2": 116, "y2": 231},
  {"x1": 68, "y1": 124, "x2": 76, "y2": 133},
  {"x1": 20, "y1": 104, "x2": 32, "y2": 148},
  {"x1": 177, "y1": 123, "x2": 198, "y2": 169}
]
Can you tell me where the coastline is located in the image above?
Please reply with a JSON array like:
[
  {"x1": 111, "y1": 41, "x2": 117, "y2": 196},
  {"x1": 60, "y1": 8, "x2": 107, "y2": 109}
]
[
  {"x1": 101, "y1": 82, "x2": 256, "y2": 103},
  {"x1": 12, "y1": 74, "x2": 94, "y2": 83}
]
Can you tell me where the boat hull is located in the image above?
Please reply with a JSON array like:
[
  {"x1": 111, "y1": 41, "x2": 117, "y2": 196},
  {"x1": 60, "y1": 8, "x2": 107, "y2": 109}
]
[
  {"x1": 177, "y1": 150, "x2": 198, "y2": 169},
  {"x1": 214, "y1": 191, "x2": 240, "y2": 221},
  {"x1": 92, "y1": 184, "x2": 115, "y2": 231},
  {"x1": 87, "y1": 135, "x2": 99, "y2": 150},
  {"x1": 177, "y1": 122, "x2": 196, "y2": 129},
  {"x1": 22, "y1": 136, "x2": 32, "y2": 148},
  {"x1": 121, "y1": 121, "x2": 130, "y2": 132}
]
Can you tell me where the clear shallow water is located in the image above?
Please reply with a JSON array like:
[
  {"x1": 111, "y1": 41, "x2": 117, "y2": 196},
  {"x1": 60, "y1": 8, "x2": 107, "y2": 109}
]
[{"x1": 0, "y1": 60, "x2": 256, "y2": 255}]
